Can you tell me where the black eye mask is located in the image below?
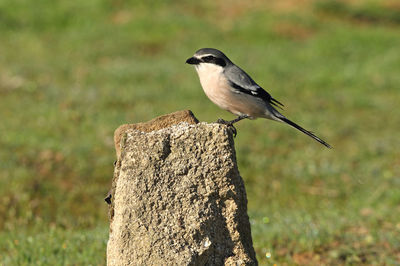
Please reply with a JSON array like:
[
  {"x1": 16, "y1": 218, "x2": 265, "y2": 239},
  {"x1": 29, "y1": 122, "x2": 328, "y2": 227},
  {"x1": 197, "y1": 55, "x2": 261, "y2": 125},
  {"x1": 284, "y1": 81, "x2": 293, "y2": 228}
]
[{"x1": 201, "y1": 55, "x2": 226, "y2": 67}]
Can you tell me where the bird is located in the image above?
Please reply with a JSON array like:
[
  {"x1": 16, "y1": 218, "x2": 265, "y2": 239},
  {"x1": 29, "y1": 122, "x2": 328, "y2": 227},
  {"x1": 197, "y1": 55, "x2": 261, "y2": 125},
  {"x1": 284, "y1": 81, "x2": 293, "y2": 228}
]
[{"x1": 186, "y1": 48, "x2": 331, "y2": 148}]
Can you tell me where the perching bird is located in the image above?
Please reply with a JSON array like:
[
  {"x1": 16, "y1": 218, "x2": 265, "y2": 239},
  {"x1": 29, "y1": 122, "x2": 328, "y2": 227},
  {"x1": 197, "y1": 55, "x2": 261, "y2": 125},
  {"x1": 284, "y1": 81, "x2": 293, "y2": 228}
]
[{"x1": 186, "y1": 48, "x2": 331, "y2": 148}]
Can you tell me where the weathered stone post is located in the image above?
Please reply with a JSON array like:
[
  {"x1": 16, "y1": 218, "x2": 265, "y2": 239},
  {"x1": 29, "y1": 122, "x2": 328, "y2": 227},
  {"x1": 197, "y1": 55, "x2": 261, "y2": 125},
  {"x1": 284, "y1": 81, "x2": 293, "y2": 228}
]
[{"x1": 106, "y1": 110, "x2": 257, "y2": 265}]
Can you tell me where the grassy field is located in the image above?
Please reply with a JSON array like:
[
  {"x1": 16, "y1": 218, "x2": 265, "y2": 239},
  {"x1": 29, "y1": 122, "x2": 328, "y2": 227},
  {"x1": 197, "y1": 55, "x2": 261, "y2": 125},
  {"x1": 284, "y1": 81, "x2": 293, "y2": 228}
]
[{"x1": 1, "y1": 0, "x2": 400, "y2": 264}]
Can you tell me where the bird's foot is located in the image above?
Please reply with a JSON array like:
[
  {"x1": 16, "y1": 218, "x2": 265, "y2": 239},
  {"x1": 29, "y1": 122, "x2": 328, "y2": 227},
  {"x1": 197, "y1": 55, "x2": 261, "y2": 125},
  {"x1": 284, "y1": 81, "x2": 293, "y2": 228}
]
[{"x1": 216, "y1": 118, "x2": 237, "y2": 137}]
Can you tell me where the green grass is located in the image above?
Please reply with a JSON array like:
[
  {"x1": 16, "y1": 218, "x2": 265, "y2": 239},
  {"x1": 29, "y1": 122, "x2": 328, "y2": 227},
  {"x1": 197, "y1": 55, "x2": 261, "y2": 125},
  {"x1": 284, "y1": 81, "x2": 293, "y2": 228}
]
[
  {"x1": 0, "y1": 226, "x2": 107, "y2": 265},
  {"x1": 1, "y1": 0, "x2": 400, "y2": 264}
]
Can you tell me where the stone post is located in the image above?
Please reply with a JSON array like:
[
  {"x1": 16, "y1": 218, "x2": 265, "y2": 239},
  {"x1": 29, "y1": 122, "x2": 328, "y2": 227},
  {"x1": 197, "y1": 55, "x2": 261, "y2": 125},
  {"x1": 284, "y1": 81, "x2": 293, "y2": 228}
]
[{"x1": 106, "y1": 110, "x2": 257, "y2": 265}]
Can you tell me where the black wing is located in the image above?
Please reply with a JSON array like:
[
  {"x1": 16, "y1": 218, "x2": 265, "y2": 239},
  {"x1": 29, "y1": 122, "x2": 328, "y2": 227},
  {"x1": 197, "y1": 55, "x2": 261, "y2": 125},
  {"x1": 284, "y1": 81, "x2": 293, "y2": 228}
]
[
  {"x1": 228, "y1": 80, "x2": 284, "y2": 109},
  {"x1": 225, "y1": 64, "x2": 284, "y2": 109}
]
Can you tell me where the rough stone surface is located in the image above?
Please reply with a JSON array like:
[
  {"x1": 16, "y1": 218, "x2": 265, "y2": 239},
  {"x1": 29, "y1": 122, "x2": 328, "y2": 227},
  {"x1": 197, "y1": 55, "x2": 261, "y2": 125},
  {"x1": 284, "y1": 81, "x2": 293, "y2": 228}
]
[
  {"x1": 113, "y1": 110, "x2": 199, "y2": 159},
  {"x1": 107, "y1": 112, "x2": 257, "y2": 265}
]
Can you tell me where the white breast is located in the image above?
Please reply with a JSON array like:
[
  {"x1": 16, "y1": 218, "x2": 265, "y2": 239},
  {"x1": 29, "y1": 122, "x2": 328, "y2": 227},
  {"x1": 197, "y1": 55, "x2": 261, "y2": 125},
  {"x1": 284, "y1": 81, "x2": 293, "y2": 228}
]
[{"x1": 195, "y1": 63, "x2": 232, "y2": 111}]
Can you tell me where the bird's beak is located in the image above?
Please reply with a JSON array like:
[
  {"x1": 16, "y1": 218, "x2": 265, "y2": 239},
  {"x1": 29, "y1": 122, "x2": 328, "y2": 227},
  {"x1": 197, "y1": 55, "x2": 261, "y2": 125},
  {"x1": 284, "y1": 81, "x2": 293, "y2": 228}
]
[{"x1": 186, "y1": 57, "x2": 201, "y2": 65}]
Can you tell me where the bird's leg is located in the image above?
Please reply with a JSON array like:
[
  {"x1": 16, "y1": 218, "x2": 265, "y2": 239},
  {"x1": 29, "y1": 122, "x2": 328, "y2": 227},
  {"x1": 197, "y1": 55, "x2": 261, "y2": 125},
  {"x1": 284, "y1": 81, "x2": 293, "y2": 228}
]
[
  {"x1": 216, "y1": 115, "x2": 249, "y2": 137},
  {"x1": 216, "y1": 115, "x2": 249, "y2": 125},
  {"x1": 228, "y1": 115, "x2": 250, "y2": 124}
]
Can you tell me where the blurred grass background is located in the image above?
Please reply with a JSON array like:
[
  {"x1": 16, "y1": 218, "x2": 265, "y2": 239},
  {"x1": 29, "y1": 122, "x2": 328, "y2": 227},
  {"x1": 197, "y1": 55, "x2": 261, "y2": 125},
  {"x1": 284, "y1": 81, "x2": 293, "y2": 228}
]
[{"x1": 1, "y1": 0, "x2": 400, "y2": 264}]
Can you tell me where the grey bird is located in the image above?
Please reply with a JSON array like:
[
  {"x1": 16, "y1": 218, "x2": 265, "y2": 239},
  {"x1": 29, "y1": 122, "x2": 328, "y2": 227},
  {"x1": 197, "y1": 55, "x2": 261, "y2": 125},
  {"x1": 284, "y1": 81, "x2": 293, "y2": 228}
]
[{"x1": 186, "y1": 48, "x2": 331, "y2": 148}]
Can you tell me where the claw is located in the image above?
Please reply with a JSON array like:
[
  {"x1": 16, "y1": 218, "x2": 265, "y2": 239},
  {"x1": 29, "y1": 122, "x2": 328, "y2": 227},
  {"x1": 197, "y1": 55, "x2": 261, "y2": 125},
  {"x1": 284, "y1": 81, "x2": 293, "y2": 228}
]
[
  {"x1": 216, "y1": 118, "x2": 237, "y2": 137},
  {"x1": 230, "y1": 125, "x2": 237, "y2": 137}
]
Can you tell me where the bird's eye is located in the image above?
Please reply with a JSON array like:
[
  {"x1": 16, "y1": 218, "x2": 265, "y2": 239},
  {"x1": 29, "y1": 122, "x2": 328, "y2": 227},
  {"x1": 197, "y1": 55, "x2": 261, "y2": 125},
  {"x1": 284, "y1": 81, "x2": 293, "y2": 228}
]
[{"x1": 202, "y1": 56, "x2": 215, "y2": 62}]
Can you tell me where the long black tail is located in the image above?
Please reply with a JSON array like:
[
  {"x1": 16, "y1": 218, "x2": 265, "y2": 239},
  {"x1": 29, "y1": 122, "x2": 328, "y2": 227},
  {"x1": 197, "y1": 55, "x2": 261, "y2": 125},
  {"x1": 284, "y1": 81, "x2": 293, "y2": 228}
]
[{"x1": 278, "y1": 116, "x2": 332, "y2": 149}]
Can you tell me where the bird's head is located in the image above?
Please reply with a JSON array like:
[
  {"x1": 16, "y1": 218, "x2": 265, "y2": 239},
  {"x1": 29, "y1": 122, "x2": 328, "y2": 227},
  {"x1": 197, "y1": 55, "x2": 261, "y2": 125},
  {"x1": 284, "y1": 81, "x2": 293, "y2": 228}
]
[{"x1": 186, "y1": 48, "x2": 231, "y2": 72}]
